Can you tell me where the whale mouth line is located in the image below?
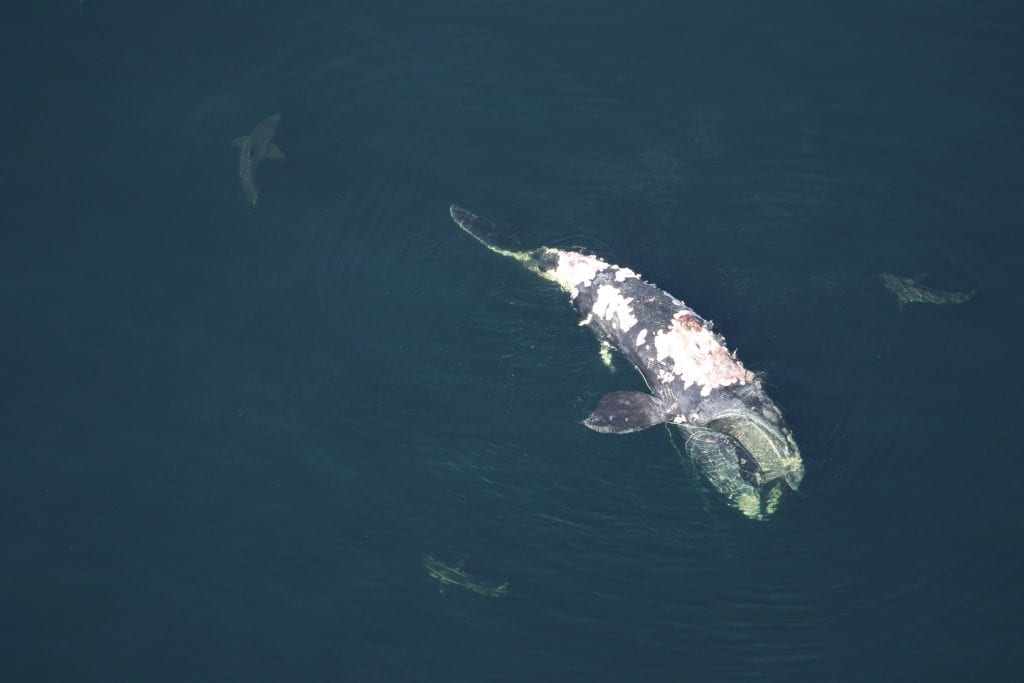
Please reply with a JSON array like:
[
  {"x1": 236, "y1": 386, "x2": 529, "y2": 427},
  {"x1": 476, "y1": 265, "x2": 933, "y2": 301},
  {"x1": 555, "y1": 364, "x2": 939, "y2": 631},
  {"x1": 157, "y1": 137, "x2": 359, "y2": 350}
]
[
  {"x1": 678, "y1": 407, "x2": 803, "y2": 520},
  {"x1": 707, "y1": 408, "x2": 803, "y2": 491}
]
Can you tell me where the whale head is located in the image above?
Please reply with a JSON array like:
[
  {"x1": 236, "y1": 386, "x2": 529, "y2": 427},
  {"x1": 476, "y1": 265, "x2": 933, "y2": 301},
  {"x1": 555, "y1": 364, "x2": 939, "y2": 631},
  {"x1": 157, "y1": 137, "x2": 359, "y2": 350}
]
[{"x1": 683, "y1": 402, "x2": 803, "y2": 520}]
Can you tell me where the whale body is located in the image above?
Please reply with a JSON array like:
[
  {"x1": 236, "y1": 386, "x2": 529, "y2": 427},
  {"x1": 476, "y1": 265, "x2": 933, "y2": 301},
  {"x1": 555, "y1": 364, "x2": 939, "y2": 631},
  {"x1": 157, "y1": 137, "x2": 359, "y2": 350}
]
[{"x1": 450, "y1": 205, "x2": 804, "y2": 520}]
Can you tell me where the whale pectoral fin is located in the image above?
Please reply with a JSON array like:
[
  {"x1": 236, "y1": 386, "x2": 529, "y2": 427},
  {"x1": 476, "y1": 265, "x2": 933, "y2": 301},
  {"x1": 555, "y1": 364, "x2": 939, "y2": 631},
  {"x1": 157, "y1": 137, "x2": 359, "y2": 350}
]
[
  {"x1": 266, "y1": 143, "x2": 286, "y2": 160},
  {"x1": 584, "y1": 392, "x2": 667, "y2": 434},
  {"x1": 231, "y1": 135, "x2": 249, "y2": 148},
  {"x1": 598, "y1": 339, "x2": 615, "y2": 371}
]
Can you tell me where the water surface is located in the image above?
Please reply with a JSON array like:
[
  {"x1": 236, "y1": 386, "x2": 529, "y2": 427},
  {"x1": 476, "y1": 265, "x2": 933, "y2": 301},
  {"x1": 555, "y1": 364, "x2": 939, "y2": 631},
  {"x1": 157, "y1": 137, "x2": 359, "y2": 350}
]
[{"x1": 2, "y1": 1, "x2": 1022, "y2": 680}]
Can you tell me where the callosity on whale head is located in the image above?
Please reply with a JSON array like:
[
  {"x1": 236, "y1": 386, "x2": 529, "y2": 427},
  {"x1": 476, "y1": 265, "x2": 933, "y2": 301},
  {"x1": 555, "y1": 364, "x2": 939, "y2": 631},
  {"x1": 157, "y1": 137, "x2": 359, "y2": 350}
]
[
  {"x1": 680, "y1": 393, "x2": 804, "y2": 520},
  {"x1": 450, "y1": 204, "x2": 805, "y2": 520}
]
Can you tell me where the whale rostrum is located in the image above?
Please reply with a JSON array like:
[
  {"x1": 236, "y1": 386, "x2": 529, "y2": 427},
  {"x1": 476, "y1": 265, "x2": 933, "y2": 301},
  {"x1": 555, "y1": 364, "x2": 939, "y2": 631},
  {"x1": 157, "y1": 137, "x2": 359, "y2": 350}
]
[{"x1": 450, "y1": 204, "x2": 804, "y2": 520}]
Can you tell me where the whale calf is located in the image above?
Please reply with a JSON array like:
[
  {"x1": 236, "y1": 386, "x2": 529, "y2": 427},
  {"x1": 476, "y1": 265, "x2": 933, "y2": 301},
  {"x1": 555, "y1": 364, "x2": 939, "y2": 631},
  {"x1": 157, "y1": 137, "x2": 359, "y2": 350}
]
[{"x1": 450, "y1": 205, "x2": 804, "y2": 520}]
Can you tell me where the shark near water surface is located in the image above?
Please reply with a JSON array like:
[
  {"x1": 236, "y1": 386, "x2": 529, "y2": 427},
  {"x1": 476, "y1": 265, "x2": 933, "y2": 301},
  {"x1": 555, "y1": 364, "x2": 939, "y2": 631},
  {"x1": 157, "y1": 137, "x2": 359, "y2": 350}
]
[
  {"x1": 423, "y1": 556, "x2": 509, "y2": 597},
  {"x1": 232, "y1": 113, "x2": 286, "y2": 206},
  {"x1": 879, "y1": 273, "x2": 977, "y2": 308}
]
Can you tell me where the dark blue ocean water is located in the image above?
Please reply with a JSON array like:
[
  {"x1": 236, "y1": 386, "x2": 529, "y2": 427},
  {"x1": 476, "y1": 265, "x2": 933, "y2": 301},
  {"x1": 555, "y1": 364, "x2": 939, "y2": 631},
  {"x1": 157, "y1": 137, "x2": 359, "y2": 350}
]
[{"x1": 3, "y1": 1, "x2": 1023, "y2": 681}]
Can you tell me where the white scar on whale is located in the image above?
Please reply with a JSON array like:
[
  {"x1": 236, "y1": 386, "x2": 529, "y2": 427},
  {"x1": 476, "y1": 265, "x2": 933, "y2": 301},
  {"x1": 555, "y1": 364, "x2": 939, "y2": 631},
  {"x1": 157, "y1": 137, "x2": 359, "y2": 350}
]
[{"x1": 545, "y1": 249, "x2": 751, "y2": 397}]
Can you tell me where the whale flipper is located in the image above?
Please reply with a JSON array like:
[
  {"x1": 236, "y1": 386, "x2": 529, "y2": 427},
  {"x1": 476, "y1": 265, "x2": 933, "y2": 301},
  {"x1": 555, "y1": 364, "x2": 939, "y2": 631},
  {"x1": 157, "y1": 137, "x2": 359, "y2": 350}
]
[
  {"x1": 584, "y1": 391, "x2": 668, "y2": 434},
  {"x1": 231, "y1": 136, "x2": 249, "y2": 148}
]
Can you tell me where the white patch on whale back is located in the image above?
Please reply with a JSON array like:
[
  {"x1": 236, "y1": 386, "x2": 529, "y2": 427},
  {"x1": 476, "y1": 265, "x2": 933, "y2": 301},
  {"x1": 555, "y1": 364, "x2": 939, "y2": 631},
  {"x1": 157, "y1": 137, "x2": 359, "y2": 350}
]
[
  {"x1": 547, "y1": 250, "x2": 609, "y2": 299},
  {"x1": 614, "y1": 267, "x2": 639, "y2": 282},
  {"x1": 653, "y1": 310, "x2": 753, "y2": 396},
  {"x1": 592, "y1": 284, "x2": 638, "y2": 332},
  {"x1": 635, "y1": 328, "x2": 648, "y2": 346},
  {"x1": 578, "y1": 313, "x2": 593, "y2": 326},
  {"x1": 599, "y1": 339, "x2": 615, "y2": 369}
]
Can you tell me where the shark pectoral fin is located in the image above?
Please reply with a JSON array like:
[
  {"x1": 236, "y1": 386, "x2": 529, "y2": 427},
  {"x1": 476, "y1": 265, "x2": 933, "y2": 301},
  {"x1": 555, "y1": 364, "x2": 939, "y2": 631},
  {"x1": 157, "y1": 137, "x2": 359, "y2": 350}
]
[
  {"x1": 266, "y1": 143, "x2": 286, "y2": 160},
  {"x1": 231, "y1": 136, "x2": 249, "y2": 148},
  {"x1": 584, "y1": 391, "x2": 667, "y2": 434}
]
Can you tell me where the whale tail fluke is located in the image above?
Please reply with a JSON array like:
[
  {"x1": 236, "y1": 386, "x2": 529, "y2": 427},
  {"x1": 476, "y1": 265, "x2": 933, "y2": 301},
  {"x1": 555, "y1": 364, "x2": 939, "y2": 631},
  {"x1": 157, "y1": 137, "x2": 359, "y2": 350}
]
[
  {"x1": 449, "y1": 205, "x2": 540, "y2": 269},
  {"x1": 449, "y1": 204, "x2": 518, "y2": 252}
]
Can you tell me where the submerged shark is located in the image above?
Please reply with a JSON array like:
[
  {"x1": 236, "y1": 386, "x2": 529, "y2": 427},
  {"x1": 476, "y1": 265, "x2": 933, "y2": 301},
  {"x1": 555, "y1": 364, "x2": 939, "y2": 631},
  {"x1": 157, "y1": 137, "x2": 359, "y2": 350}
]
[
  {"x1": 423, "y1": 556, "x2": 509, "y2": 597},
  {"x1": 880, "y1": 273, "x2": 976, "y2": 308},
  {"x1": 450, "y1": 205, "x2": 804, "y2": 520},
  {"x1": 232, "y1": 113, "x2": 285, "y2": 206}
]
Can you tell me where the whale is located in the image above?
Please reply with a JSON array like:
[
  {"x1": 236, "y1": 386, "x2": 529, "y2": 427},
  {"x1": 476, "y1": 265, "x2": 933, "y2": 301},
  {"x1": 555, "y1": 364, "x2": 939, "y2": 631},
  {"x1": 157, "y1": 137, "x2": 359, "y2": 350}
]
[{"x1": 450, "y1": 205, "x2": 804, "y2": 520}]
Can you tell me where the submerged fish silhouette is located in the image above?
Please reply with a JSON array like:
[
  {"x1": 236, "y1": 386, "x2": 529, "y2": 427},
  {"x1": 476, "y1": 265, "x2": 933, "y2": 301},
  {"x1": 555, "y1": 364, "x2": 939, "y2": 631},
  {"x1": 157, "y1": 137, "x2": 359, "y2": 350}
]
[
  {"x1": 880, "y1": 273, "x2": 977, "y2": 308},
  {"x1": 423, "y1": 556, "x2": 509, "y2": 597},
  {"x1": 232, "y1": 113, "x2": 286, "y2": 206}
]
